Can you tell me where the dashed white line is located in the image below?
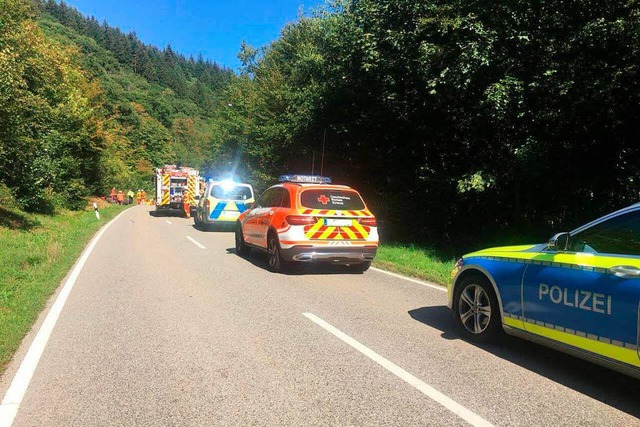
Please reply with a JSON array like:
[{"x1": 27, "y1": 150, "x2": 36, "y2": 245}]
[
  {"x1": 370, "y1": 267, "x2": 446, "y2": 292},
  {"x1": 165, "y1": 220, "x2": 172, "y2": 224},
  {"x1": 186, "y1": 236, "x2": 206, "y2": 249},
  {"x1": 303, "y1": 312, "x2": 494, "y2": 427},
  {"x1": 0, "y1": 209, "x2": 130, "y2": 427}
]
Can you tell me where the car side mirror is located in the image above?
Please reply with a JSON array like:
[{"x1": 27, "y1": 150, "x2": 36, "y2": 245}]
[{"x1": 548, "y1": 232, "x2": 569, "y2": 252}]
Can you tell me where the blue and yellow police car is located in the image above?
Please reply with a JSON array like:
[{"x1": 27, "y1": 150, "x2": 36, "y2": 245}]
[
  {"x1": 449, "y1": 203, "x2": 640, "y2": 379},
  {"x1": 194, "y1": 179, "x2": 255, "y2": 229}
]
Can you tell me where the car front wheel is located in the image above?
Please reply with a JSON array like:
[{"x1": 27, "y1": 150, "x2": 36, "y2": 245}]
[{"x1": 454, "y1": 275, "x2": 501, "y2": 342}]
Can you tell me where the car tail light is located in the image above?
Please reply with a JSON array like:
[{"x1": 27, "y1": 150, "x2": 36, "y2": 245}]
[
  {"x1": 359, "y1": 217, "x2": 377, "y2": 227},
  {"x1": 205, "y1": 199, "x2": 210, "y2": 213},
  {"x1": 286, "y1": 215, "x2": 317, "y2": 226}
]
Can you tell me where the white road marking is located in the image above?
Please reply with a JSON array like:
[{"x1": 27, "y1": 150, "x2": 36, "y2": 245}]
[
  {"x1": 165, "y1": 220, "x2": 172, "y2": 224},
  {"x1": 303, "y1": 313, "x2": 494, "y2": 427},
  {"x1": 186, "y1": 236, "x2": 206, "y2": 249},
  {"x1": 370, "y1": 267, "x2": 446, "y2": 292},
  {"x1": 0, "y1": 209, "x2": 130, "y2": 427}
]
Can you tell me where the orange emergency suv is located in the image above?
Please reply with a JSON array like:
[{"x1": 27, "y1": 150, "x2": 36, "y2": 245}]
[{"x1": 235, "y1": 175, "x2": 378, "y2": 272}]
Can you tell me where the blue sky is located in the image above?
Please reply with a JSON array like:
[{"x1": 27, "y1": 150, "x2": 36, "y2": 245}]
[{"x1": 62, "y1": 0, "x2": 323, "y2": 70}]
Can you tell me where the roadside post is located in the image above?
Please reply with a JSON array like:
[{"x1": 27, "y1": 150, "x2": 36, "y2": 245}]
[{"x1": 93, "y1": 202, "x2": 100, "y2": 220}]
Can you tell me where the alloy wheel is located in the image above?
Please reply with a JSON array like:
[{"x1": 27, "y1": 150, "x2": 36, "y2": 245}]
[
  {"x1": 268, "y1": 238, "x2": 277, "y2": 267},
  {"x1": 458, "y1": 284, "x2": 492, "y2": 335}
]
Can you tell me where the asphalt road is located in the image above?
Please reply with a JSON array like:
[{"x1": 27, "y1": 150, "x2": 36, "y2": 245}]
[{"x1": 1, "y1": 205, "x2": 639, "y2": 426}]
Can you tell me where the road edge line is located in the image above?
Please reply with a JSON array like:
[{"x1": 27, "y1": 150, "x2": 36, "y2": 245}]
[
  {"x1": 0, "y1": 208, "x2": 130, "y2": 427},
  {"x1": 303, "y1": 312, "x2": 493, "y2": 427},
  {"x1": 370, "y1": 267, "x2": 446, "y2": 292}
]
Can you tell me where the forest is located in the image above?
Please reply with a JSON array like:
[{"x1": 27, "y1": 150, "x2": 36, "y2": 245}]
[{"x1": 2, "y1": 0, "x2": 640, "y2": 252}]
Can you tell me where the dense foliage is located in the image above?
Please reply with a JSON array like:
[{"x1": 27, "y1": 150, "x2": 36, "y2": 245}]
[
  {"x1": 213, "y1": 0, "x2": 640, "y2": 251},
  {"x1": 0, "y1": 0, "x2": 231, "y2": 213},
  {"x1": 2, "y1": 0, "x2": 639, "y2": 252}
]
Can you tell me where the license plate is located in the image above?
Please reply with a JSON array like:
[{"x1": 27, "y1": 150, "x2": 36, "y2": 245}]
[{"x1": 324, "y1": 218, "x2": 352, "y2": 227}]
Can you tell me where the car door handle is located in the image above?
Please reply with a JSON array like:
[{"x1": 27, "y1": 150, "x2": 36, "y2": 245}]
[{"x1": 609, "y1": 265, "x2": 640, "y2": 278}]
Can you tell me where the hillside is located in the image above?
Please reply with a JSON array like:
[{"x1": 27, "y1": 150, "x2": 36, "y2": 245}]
[
  {"x1": 3, "y1": 0, "x2": 640, "y2": 252},
  {"x1": 0, "y1": 0, "x2": 233, "y2": 213},
  {"x1": 39, "y1": 0, "x2": 236, "y2": 186}
]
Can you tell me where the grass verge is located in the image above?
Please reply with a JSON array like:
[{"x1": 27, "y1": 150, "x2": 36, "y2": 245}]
[
  {"x1": 0, "y1": 203, "x2": 127, "y2": 374},
  {"x1": 373, "y1": 243, "x2": 456, "y2": 286}
]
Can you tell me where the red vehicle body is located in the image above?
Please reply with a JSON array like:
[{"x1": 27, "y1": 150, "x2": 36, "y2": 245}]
[{"x1": 235, "y1": 175, "x2": 378, "y2": 272}]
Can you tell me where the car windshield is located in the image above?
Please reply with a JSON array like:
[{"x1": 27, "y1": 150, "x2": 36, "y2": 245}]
[
  {"x1": 300, "y1": 189, "x2": 365, "y2": 210},
  {"x1": 210, "y1": 184, "x2": 253, "y2": 200}
]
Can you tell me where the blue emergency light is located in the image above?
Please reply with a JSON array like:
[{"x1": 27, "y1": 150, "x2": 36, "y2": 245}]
[{"x1": 278, "y1": 175, "x2": 332, "y2": 184}]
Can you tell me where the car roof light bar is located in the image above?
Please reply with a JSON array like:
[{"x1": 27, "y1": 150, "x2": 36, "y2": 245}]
[{"x1": 278, "y1": 175, "x2": 332, "y2": 184}]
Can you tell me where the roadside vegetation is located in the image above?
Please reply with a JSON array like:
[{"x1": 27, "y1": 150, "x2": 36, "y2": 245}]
[
  {"x1": 1, "y1": 0, "x2": 231, "y2": 214},
  {"x1": 0, "y1": 195, "x2": 127, "y2": 373},
  {"x1": 3, "y1": 0, "x2": 639, "y2": 253},
  {"x1": 374, "y1": 244, "x2": 455, "y2": 286}
]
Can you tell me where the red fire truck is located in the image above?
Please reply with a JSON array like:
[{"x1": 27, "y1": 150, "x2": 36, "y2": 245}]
[{"x1": 154, "y1": 165, "x2": 201, "y2": 217}]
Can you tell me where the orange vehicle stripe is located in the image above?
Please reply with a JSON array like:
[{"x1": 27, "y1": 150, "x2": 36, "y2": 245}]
[
  {"x1": 342, "y1": 227, "x2": 358, "y2": 239},
  {"x1": 352, "y1": 221, "x2": 369, "y2": 238},
  {"x1": 279, "y1": 240, "x2": 379, "y2": 245},
  {"x1": 304, "y1": 220, "x2": 324, "y2": 237},
  {"x1": 320, "y1": 226, "x2": 335, "y2": 239}
]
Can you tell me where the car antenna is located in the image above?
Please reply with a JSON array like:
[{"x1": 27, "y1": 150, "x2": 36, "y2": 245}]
[
  {"x1": 320, "y1": 127, "x2": 327, "y2": 176},
  {"x1": 311, "y1": 151, "x2": 315, "y2": 176}
]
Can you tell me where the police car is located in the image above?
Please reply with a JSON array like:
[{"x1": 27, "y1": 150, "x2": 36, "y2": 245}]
[
  {"x1": 194, "y1": 179, "x2": 255, "y2": 229},
  {"x1": 449, "y1": 203, "x2": 640, "y2": 379},
  {"x1": 235, "y1": 175, "x2": 378, "y2": 272}
]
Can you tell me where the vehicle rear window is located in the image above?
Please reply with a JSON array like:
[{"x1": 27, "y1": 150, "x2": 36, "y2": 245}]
[
  {"x1": 300, "y1": 189, "x2": 365, "y2": 210},
  {"x1": 210, "y1": 185, "x2": 253, "y2": 200}
]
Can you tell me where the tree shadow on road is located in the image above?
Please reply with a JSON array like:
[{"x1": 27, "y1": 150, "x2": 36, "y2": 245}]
[
  {"x1": 408, "y1": 306, "x2": 640, "y2": 419},
  {"x1": 225, "y1": 247, "x2": 364, "y2": 276}
]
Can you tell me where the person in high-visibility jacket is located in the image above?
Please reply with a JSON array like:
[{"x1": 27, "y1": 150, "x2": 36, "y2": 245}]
[
  {"x1": 183, "y1": 198, "x2": 190, "y2": 218},
  {"x1": 127, "y1": 190, "x2": 134, "y2": 205},
  {"x1": 136, "y1": 190, "x2": 142, "y2": 204},
  {"x1": 116, "y1": 191, "x2": 124, "y2": 205}
]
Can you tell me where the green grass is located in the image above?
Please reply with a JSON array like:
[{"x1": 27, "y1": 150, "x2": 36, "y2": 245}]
[
  {"x1": 373, "y1": 243, "x2": 456, "y2": 286},
  {"x1": 0, "y1": 203, "x2": 127, "y2": 373}
]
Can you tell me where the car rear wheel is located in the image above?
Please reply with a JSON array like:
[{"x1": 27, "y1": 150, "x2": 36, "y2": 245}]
[
  {"x1": 454, "y1": 275, "x2": 501, "y2": 342},
  {"x1": 235, "y1": 223, "x2": 250, "y2": 256},
  {"x1": 266, "y1": 232, "x2": 286, "y2": 273},
  {"x1": 350, "y1": 261, "x2": 371, "y2": 273}
]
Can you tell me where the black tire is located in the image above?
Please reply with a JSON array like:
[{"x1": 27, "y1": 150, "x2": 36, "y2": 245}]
[
  {"x1": 235, "y1": 223, "x2": 250, "y2": 256},
  {"x1": 453, "y1": 274, "x2": 501, "y2": 342},
  {"x1": 194, "y1": 214, "x2": 202, "y2": 230},
  {"x1": 266, "y1": 232, "x2": 286, "y2": 273},
  {"x1": 350, "y1": 261, "x2": 371, "y2": 273}
]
